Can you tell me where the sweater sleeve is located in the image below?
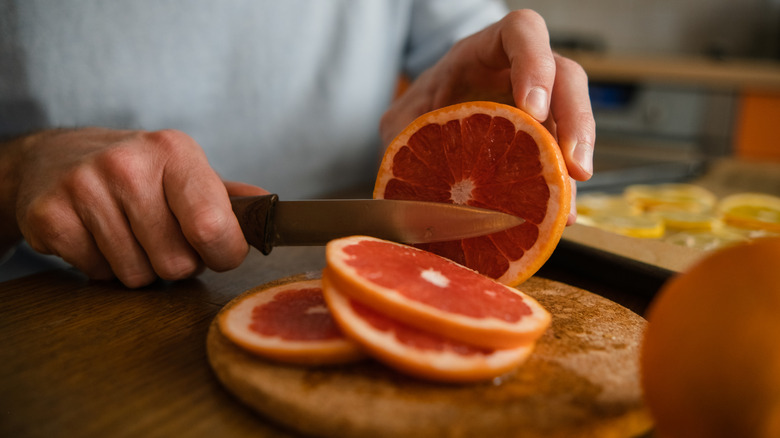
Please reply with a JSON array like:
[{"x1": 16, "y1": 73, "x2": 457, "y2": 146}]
[{"x1": 403, "y1": 0, "x2": 508, "y2": 78}]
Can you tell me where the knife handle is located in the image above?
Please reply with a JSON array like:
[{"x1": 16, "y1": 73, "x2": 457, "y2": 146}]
[{"x1": 230, "y1": 194, "x2": 279, "y2": 255}]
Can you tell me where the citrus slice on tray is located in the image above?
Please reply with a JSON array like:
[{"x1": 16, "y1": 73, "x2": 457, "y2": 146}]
[
  {"x1": 663, "y1": 230, "x2": 747, "y2": 251},
  {"x1": 325, "y1": 236, "x2": 551, "y2": 349},
  {"x1": 218, "y1": 279, "x2": 365, "y2": 365},
  {"x1": 589, "y1": 213, "x2": 665, "y2": 239},
  {"x1": 652, "y1": 210, "x2": 720, "y2": 232},
  {"x1": 322, "y1": 275, "x2": 535, "y2": 383},
  {"x1": 624, "y1": 183, "x2": 716, "y2": 213},
  {"x1": 718, "y1": 192, "x2": 780, "y2": 233},
  {"x1": 374, "y1": 101, "x2": 570, "y2": 286},
  {"x1": 576, "y1": 192, "x2": 639, "y2": 216}
]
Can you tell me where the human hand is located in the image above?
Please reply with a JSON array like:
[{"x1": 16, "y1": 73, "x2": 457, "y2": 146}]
[
  {"x1": 5, "y1": 128, "x2": 266, "y2": 288},
  {"x1": 381, "y1": 9, "x2": 595, "y2": 224}
]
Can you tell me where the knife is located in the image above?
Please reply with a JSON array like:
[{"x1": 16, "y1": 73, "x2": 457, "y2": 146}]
[{"x1": 231, "y1": 194, "x2": 525, "y2": 254}]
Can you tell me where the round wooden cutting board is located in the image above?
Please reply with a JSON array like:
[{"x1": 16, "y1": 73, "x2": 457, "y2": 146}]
[{"x1": 207, "y1": 274, "x2": 653, "y2": 438}]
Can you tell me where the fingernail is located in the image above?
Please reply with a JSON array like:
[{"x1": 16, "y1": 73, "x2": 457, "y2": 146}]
[
  {"x1": 524, "y1": 87, "x2": 548, "y2": 120},
  {"x1": 574, "y1": 142, "x2": 593, "y2": 176}
]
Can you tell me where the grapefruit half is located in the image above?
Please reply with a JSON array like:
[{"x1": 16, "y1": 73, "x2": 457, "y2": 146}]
[
  {"x1": 322, "y1": 274, "x2": 535, "y2": 383},
  {"x1": 374, "y1": 101, "x2": 570, "y2": 286},
  {"x1": 325, "y1": 236, "x2": 551, "y2": 349},
  {"x1": 218, "y1": 279, "x2": 365, "y2": 365}
]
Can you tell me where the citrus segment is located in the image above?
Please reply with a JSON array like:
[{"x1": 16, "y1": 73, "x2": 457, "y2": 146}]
[
  {"x1": 218, "y1": 279, "x2": 365, "y2": 365},
  {"x1": 322, "y1": 276, "x2": 535, "y2": 383},
  {"x1": 325, "y1": 236, "x2": 551, "y2": 349},
  {"x1": 374, "y1": 101, "x2": 570, "y2": 286}
]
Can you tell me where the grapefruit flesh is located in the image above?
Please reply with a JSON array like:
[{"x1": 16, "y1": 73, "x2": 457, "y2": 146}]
[
  {"x1": 325, "y1": 236, "x2": 551, "y2": 349},
  {"x1": 218, "y1": 279, "x2": 365, "y2": 365},
  {"x1": 374, "y1": 101, "x2": 570, "y2": 286},
  {"x1": 323, "y1": 275, "x2": 535, "y2": 383}
]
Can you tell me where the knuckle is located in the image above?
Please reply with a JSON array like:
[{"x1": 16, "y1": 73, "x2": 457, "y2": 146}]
[
  {"x1": 144, "y1": 129, "x2": 196, "y2": 156},
  {"x1": 93, "y1": 146, "x2": 147, "y2": 189},
  {"x1": 63, "y1": 165, "x2": 102, "y2": 203},
  {"x1": 556, "y1": 55, "x2": 588, "y2": 79},
  {"x1": 21, "y1": 198, "x2": 74, "y2": 252},
  {"x1": 575, "y1": 111, "x2": 597, "y2": 140},
  {"x1": 183, "y1": 207, "x2": 247, "y2": 272},
  {"x1": 186, "y1": 208, "x2": 232, "y2": 250}
]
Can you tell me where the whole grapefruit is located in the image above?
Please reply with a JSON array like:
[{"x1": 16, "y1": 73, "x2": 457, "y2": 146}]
[{"x1": 641, "y1": 237, "x2": 780, "y2": 438}]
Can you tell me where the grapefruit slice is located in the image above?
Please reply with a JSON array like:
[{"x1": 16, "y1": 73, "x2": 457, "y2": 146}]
[
  {"x1": 325, "y1": 236, "x2": 551, "y2": 349},
  {"x1": 322, "y1": 275, "x2": 535, "y2": 383},
  {"x1": 218, "y1": 279, "x2": 365, "y2": 365},
  {"x1": 374, "y1": 101, "x2": 571, "y2": 286}
]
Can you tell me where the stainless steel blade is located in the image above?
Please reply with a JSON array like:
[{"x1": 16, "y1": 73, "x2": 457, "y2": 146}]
[{"x1": 270, "y1": 199, "x2": 525, "y2": 246}]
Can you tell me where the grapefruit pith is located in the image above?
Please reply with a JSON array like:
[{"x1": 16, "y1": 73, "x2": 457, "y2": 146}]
[
  {"x1": 374, "y1": 101, "x2": 570, "y2": 286},
  {"x1": 322, "y1": 274, "x2": 536, "y2": 383},
  {"x1": 325, "y1": 236, "x2": 551, "y2": 349},
  {"x1": 218, "y1": 279, "x2": 365, "y2": 365}
]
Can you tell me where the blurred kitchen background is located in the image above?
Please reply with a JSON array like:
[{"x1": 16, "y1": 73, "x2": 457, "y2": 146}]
[{"x1": 504, "y1": 0, "x2": 780, "y2": 193}]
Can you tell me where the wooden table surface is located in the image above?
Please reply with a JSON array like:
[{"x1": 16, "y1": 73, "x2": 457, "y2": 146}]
[{"x1": 0, "y1": 245, "x2": 657, "y2": 438}]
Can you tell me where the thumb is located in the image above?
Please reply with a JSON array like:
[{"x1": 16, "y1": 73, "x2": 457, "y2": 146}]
[{"x1": 223, "y1": 180, "x2": 271, "y2": 197}]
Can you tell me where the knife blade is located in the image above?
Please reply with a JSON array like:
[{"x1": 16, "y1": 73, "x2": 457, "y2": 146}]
[{"x1": 230, "y1": 194, "x2": 525, "y2": 254}]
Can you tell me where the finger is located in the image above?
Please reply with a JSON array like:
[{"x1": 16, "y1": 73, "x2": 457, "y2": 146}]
[
  {"x1": 152, "y1": 130, "x2": 250, "y2": 272},
  {"x1": 568, "y1": 177, "x2": 578, "y2": 226},
  {"x1": 72, "y1": 175, "x2": 157, "y2": 288},
  {"x1": 88, "y1": 136, "x2": 205, "y2": 282},
  {"x1": 122, "y1": 190, "x2": 202, "y2": 282},
  {"x1": 223, "y1": 180, "x2": 271, "y2": 197},
  {"x1": 475, "y1": 10, "x2": 556, "y2": 121},
  {"x1": 22, "y1": 198, "x2": 114, "y2": 280},
  {"x1": 550, "y1": 54, "x2": 595, "y2": 181}
]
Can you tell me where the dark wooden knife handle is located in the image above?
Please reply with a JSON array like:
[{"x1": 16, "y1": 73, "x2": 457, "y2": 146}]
[{"x1": 230, "y1": 194, "x2": 278, "y2": 255}]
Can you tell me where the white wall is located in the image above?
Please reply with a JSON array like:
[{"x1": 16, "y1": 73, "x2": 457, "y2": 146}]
[{"x1": 505, "y1": 0, "x2": 780, "y2": 58}]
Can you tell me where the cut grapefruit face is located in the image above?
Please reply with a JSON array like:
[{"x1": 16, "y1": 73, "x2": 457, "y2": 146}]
[
  {"x1": 322, "y1": 275, "x2": 535, "y2": 383},
  {"x1": 374, "y1": 101, "x2": 571, "y2": 286},
  {"x1": 218, "y1": 279, "x2": 365, "y2": 365},
  {"x1": 325, "y1": 236, "x2": 551, "y2": 349}
]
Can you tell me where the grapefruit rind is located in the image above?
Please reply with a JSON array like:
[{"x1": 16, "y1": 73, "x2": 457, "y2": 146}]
[
  {"x1": 325, "y1": 236, "x2": 551, "y2": 349},
  {"x1": 374, "y1": 101, "x2": 570, "y2": 286},
  {"x1": 322, "y1": 275, "x2": 536, "y2": 383},
  {"x1": 218, "y1": 279, "x2": 365, "y2": 365}
]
